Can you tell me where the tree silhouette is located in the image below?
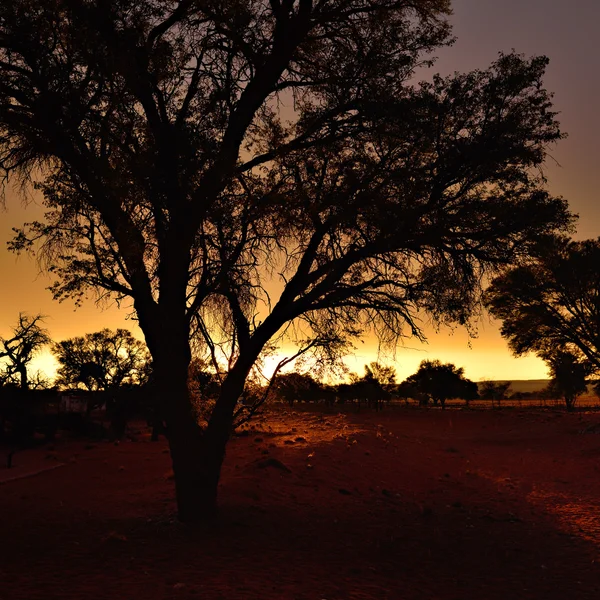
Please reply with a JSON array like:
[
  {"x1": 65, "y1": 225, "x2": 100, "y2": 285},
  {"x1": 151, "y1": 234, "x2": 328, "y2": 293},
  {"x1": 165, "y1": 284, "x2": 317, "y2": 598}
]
[
  {"x1": 273, "y1": 372, "x2": 324, "y2": 406},
  {"x1": 543, "y1": 349, "x2": 590, "y2": 411},
  {"x1": 53, "y1": 328, "x2": 151, "y2": 391},
  {"x1": 402, "y1": 359, "x2": 476, "y2": 408},
  {"x1": 0, "y1": 2, "x2": 573, "y2": 520},
  {"x1": 336, "y1": 364, "x2": 393, "y2": 410},
  {"x1": 54, "y1": 328, "x2": 151, "y2": 437},
  {"x1": 0, "y1": 314, "x2": 51, "y2": 390},
  {"x1": 365, "y1": 363, "x2": 397, "y2": 389},
  {"x1": 486, "y1": 237, "x2": 600, "y2": 375},
  {"x1": 396, "y1": 380, "x2": 424, "y2": 406},
  {"x1": 356, "y1": 362, "x2": 396, "y2": 410},
  {"x1": 478, "y1": 380, "x2": 511, "y2": 406}
]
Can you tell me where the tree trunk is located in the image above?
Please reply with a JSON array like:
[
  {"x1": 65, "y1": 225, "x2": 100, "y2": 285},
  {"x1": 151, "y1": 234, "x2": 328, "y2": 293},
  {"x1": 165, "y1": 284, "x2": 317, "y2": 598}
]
[
  {"x1": 18, "y1": 366, "x2": 27, "y2": 391},
  {"x1": 165, "y1": 370, "x2": 248, "y2": 522},
  {"x1": 137, "y1": 289, "x2": 227, "y2": 521},
  {"x1": 141, "y1": 289, "x2": 276, "y2": 522},
  {"x1": 167, "y1": 412, "x2": 212, "y2": 521},
  {"x1": 151, "y1": 340, "x2": 208, "y2": 522},
  {"x1": 564, "y1": 395, "x2": 575, "y2": 411},
  {"x1": 150, "y1": 334, "x2": 248, "y2": 522}
]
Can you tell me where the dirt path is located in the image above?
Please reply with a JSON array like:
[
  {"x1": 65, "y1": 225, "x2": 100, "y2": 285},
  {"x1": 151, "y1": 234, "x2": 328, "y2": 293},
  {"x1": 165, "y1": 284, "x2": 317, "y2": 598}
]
[
  {"x1": 1, "y1": 408, "x2": 599, "y2": 599},
  {"x1": 0, "y1": 445, "x2": 67, "y2": 485}
]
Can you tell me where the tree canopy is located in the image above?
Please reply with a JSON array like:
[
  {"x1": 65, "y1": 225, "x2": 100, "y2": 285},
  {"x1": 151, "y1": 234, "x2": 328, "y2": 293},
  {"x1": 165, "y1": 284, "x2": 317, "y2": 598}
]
[
  {"x1": 401, "y1": 359, "x2": 477, "y2": 408},
  {"x1": 544, "y1": 349, "x2": 590, "y2": 411},
  {"x1": 0, "y1": 0, "x2": 574, "y2": 521},
  {"x1": 53, "y1": 328, "x2": 151, "y2": 391},
  {"x1": 485, "y1": 237, "x2": 600, "y2": 373},
  {"x1": 272, "y1": 371, "x2": 325, "y2": 406},
  {"x1": 336, "y1": 362, "x2": 397, "y2": 408},
  {"x1": 478, "y1": 380, "x2": 511, "y2": 402}
]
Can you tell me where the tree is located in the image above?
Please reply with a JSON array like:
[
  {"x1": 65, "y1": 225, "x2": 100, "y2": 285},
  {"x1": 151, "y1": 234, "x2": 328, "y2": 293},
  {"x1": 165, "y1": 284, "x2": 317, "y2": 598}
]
[
  {"x1": 478, "y1": 380, "x2": 511, "y2": 406},
  {"x1": 543, "y1": 349, "x2": 590, "y2": 411},
  {"x1": 485, "y1": 237, "x2": 600, "y2": 372},
  {"x1": 402, "y1": 359, "x2": 476, "y2": 408},
  {"x1": 396, "y1": 380, "x2": 423, "y2": 405},
  {"x1": 53, "y1": 328, "x2": 152, "y2": 436},
  {"x1": 272, "y1": 371, "x2": 323, "y2": 406},
  {"x1": 358, "y1": 362, "x2": 396, "y2": 410},
  {"x1": 53, "y1": 328, "x2": 151, "y2": 391},
  {"x1": 365, "y1": 362, "x2": 397, "y2": 389},
  {"x1": 336, "y1": 365, "x2": 391, "y2": 410},
  {"x1": 459, "y1": 379, "x2": 479, "y2": 407},
  {"x1": 0, "y1": 313, "x2": 51, "y2": 390},
  {"x1": 0, "y1": 2, "x2": 573, "y2": 521}
]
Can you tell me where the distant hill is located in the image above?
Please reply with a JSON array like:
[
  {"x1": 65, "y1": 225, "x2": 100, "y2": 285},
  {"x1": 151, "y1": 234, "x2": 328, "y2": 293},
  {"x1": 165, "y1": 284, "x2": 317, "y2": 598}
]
[
  {"x1": 480, "y1": 379, "x2": 599, "y2": 397},
  {"x1": 478, "y1": 380, "x2": 549, "y2": 394}
]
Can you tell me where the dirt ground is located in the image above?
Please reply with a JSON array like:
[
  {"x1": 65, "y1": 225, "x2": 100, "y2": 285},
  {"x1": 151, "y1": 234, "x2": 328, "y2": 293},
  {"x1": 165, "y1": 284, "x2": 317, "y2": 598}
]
[{"x1": 1, "y1": 406, "x2": 600, "y2": 600}]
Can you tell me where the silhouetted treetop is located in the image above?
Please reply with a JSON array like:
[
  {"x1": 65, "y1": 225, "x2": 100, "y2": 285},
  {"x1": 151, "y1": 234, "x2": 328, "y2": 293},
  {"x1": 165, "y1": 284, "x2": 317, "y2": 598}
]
[
  {"x1": 53, "y1": 328, "x2": 151, "y2": 391},
  {"x1": 486, "y1": 237, "x2": 600, "y2": 370},
  {"x1": 0, "y1": 313, "x2": 51, "y2": 390},
  {"x1": 543, "y1": 348, "x2": 590, "y2": 411},
  {"x1": 402, "y1": 359, "x2": 476, "y2": 408}
]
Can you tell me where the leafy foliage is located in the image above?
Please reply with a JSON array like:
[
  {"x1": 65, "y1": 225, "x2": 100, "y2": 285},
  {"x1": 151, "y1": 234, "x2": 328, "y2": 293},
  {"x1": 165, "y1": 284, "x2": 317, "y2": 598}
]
[
  {"x1": 478, "y1": 380, "x2": 511, "y2": 402},
  {"x1": 53, "y1": 329, "x2": 151, "y2": 391},
  {"x1": 543, "y1": 349, "x2": 590, "y2": 410},
  {"x1": 486, "y1": 237, "x2": 600, "y2": 371},
  {"x1": 0, "y1": 3, "x2": 571, "y2": 368},
  {"x1": 340, "y1": 362, "x2": 397, "y2": 408},
  {"x1": 272, "y1": 371, "x2": 326, "y2": 406}
]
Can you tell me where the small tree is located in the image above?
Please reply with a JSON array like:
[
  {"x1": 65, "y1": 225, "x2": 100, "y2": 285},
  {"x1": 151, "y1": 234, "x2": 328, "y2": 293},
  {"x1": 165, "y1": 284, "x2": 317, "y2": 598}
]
[
  {"x1": 396, "y1": 380, "x2": 423, "y2": 406},
  {"x1": 459, "y1": 379, "x2": 480, "y2": 407},
  {"x1": 0, "y1": 314, "x2": 51, "y2": 390},
  {"x1": 273, "y1": 372, "x2": 323, "y2": 407},
  {"x1": 478, "y1": 380, "x2": 511, "y2": 407},
  {"x1": 362, "y1": 362, "x2": 397, "y2": 410},
  {"x1": 543, "y1": 349, "x2": 590, "y2": 411},
  {"x1": 402, "y1": 360, "x2": 476, "y2": 409},
  {"x1": 337, "y1": 363, "x2": 396, "y2": 410}
]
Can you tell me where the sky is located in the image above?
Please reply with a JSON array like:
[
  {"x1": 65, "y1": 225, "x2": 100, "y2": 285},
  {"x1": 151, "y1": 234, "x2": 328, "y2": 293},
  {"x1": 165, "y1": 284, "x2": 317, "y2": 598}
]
[{"x1": 1, "y1": 0, "x2": 599, "y2": 383}]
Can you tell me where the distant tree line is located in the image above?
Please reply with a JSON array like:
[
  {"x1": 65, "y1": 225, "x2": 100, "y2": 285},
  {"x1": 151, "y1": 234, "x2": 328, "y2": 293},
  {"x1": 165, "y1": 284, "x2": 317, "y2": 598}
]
[
  {"x1": 0, "y1": 314, "x2": 152, "y2": 392},
  {"x1": 3, "y1": 306, "x2": 598, "y2": 444}
]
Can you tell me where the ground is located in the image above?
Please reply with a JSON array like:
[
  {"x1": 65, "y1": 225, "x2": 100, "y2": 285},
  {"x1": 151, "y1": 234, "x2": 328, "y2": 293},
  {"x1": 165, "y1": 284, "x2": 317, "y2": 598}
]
[{"x1": 1, "y1": 406, "x2": 600, "y2": 599}]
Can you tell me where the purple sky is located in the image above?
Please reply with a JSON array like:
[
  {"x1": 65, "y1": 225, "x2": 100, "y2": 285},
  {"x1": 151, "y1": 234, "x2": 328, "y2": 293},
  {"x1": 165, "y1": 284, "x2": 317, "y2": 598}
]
[{"x1": 435, "y1": 0, "x2": 600, "y2": 238}]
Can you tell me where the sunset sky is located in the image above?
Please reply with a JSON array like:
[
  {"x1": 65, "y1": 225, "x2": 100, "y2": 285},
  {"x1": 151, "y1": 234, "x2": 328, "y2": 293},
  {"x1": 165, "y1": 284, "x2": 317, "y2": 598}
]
[{"x1": 1, "y1": 0, "x2": 599, "y2": 383}]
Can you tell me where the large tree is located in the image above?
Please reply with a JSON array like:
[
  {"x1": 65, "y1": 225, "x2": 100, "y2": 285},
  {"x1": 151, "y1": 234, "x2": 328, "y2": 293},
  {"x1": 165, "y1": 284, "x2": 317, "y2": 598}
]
[
  {"x1": 0, "y1": 1, "x2": 573, "y2": 521},
  {"x1": 485, "y1": 237, "x2": 600, "y2": 372},
  {"x1": 0, "y1": 313, "x2": 51, "y2": 390}
]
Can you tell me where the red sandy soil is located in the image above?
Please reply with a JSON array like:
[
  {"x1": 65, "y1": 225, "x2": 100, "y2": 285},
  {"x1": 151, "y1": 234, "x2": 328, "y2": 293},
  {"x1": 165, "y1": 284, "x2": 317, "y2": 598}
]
[{"x1": 1, "y1": 407, "x2": 600, "y2": 599}]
